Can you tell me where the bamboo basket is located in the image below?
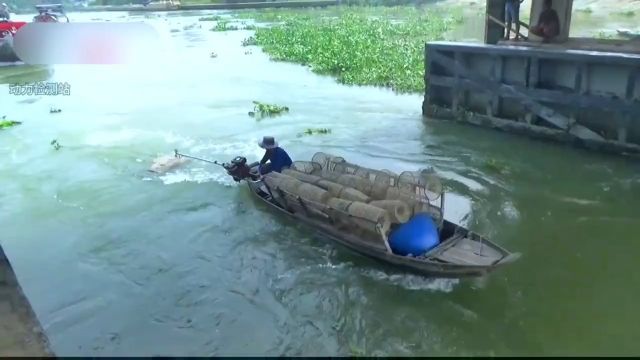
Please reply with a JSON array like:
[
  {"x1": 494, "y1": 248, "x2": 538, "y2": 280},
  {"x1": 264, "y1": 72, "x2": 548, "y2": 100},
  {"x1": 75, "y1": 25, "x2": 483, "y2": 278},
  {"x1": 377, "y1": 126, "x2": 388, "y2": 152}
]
[
  {"x1": 326, "y1": 198, "x2": 391, "y2": 236},
  {"x1": 282, "y1": 169, "x2": 323, "y2": 184},
  {"x1": 315, "y1": 180, "x2": 369, "y2": 203},
  {"x1": 385, "y1": 187, "x2": 433, "y2": 216},
  {"x1": 296, "y1": 183, "x2": 331, "y2": 204},
  {"x1": 264, "y1": 172, "x2": 303, "y2": 194},
  {"x1": 334, "y1": 174, "x2": 373, "y2": 195},
  {"x1": 291, "y1": 161, "x2": 322, "y2": 175},
  {"x1": 368, "y1": 200, "x2": 410, "y2": 224}
]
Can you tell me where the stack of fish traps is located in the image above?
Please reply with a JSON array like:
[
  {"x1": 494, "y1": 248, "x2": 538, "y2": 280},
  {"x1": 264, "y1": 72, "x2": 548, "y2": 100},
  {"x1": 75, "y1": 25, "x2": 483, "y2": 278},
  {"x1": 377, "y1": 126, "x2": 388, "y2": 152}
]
[{"x1": 263, "y1": 152, "x2": 443, "y2": 241}]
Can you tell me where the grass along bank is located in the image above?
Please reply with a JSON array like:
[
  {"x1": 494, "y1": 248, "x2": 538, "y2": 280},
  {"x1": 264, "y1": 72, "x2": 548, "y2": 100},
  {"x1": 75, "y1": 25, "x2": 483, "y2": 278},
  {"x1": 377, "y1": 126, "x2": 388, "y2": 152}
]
[{"x1": 238, "y1": 7, "x2": 463, "y2": 93}]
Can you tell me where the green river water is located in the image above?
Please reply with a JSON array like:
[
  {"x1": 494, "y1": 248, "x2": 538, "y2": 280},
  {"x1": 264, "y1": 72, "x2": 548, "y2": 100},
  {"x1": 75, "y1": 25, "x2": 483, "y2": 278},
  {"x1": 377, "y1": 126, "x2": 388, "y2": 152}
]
[{"x1": 1, "y1": 9, "x2": 639, "y2": 357}]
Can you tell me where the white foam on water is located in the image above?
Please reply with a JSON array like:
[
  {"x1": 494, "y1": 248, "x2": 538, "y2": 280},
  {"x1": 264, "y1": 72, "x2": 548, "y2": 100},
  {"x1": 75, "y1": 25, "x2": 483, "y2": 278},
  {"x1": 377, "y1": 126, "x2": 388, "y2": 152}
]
[
  {"x1": 158, "y1": 167, "x2": 237, "y2": 186},
  {"x1": 84, "y1": 128, "x2": 196, "y2": 148},
  {"x1": 188, "y1": 140, "x2": 265, "y2": 161},
  {"x1": 361, "y1": 269, "x2": 459, "y2": 292}
]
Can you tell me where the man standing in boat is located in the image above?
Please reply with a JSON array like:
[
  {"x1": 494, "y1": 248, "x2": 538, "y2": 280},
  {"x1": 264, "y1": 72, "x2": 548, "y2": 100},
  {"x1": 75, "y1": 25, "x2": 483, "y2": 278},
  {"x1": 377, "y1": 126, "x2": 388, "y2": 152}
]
[{"x1": 258, "y1": 136, "x2": 292, "y2": 176}]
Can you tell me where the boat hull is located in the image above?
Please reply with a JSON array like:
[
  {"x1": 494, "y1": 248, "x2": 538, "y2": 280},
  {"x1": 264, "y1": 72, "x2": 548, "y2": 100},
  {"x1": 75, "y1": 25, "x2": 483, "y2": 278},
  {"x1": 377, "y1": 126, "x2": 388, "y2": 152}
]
[
  {"x1": 245, "y1": 180, "x2": 519, "y2": 278},
  {"x1": 0, "y1": 36, "x2": 19, "y2": 62},
  {"x1": 0, "y1": 22, "x2": 27, "y2": 63}
]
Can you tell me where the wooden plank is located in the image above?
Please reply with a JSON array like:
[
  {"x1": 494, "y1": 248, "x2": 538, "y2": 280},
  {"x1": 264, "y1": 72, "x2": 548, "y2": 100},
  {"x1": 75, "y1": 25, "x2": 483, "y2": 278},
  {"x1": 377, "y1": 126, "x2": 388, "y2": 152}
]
[
  {"x1": 487, "y1": 14, "x2": 529, "y2": 40},
  {"x1": 429, "y1": 50, "x2": 605, "y2": 141},
  {"x1": 435, "y1": 247, "x2": 496, "y2": 266},
  {"x1": 429, "y1": 75, "x2": 640, "y2": 114}
]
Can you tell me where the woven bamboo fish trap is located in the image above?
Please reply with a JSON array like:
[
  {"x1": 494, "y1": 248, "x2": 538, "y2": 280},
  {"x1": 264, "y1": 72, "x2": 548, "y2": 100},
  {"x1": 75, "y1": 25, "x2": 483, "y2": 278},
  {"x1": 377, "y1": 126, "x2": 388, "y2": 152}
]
[
  {"x1": 396, "y1": 169, "x2": 443, "y2": 202},
  {"x1": 384, "y1": 187, "x2": 429, "y2": 216},
  {"x1": 264, "y1": 172, "x2": 303, "y2": 194},
  {"x1": 296, "y1": 183, "x2": 331, "y2": 204},
  {"x1": 326, "y1": 198, "x2": 391, "y2": 236},
  {"x1": 334, "y1": 174, "x2": 373, "y2": 195},
  {"x1": 282, "y1": 168, "x2": 323, "y2": 184},
  {"x1": 368, "y1": 200, "x2": 410, "y2": 224},
  {"x1": 314, "y1": 180, "x2": 369, "y2": 203},
  {"x1": 265, "y1": 172, "x2": 329, "y2": 217},
  {"x1": 291, "y1": 161, "x2": 323, "y2": 175},
  {"x1": 312, "y1": 152, "x2": 345, "y2": 172}
]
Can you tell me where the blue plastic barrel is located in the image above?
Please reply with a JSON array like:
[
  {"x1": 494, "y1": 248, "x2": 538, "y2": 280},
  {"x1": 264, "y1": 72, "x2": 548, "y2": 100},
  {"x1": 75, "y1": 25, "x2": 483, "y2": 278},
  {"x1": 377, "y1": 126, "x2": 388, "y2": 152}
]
[{"x1": 388, "y1": 214, "x2": 440, "y2": 256}]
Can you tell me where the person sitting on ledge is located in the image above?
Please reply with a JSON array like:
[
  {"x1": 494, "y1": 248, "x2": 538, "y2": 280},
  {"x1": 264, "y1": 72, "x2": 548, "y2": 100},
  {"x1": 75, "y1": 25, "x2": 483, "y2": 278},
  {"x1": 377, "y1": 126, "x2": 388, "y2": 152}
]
[{"x1": 529, "y1": 0, "x2": 560, "y2": 42}]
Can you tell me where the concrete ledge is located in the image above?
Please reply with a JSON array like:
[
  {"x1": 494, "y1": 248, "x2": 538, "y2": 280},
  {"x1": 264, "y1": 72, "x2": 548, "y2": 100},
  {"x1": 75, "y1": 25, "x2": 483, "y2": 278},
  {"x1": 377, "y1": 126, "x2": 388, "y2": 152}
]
[
  {"x1": 424, "y1": 105, "x2": 640, "y2": 158},
  {"x1": 0, "y1": 245, "x2": 53, "y2": 357}
]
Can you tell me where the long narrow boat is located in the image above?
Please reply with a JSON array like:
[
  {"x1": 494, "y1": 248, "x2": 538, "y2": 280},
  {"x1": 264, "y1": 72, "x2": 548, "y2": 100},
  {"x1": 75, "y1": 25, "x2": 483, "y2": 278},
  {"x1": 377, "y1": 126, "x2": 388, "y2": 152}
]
[
  {"x1": 0, "y1": 4, "x2": 69, "y2": 63},
  {"x1": 219, "y1": 155, "x2": 521, "y2": 278}
]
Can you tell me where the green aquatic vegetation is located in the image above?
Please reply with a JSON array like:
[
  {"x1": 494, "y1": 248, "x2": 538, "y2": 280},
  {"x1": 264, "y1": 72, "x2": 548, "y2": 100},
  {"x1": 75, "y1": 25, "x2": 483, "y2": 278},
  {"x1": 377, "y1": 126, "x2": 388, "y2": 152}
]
[
  {"x1": 211, "y1": 20, "x2": 239, "y2": 31},
  {"x1": 576, "y1": 7, "x2": 593, "y2": 14},
  {"x1": 298, "y1": 128, "x2": 332, "y2": 137},
  {"x1": 199, "y1": 15, "x2": 222, "y2": 21},
  {"x1": 251, "y1": 8, "x2": 462, "y2": 93},
  {"x1": 50, "y1": 107, "x2": 62, "y2": 113},
  {"x1": 243, "y1": 24, "x2": 257, "y2": 30},
  {"x1": 616, "y1": 10, "x2": 636, "y2": 17},
  {"x1": 0, "y1": 116, "x2": 21, "y2": 129},
  {"x1": 183, "y1": 23, "x2": 200, "y2": 30},
  {"x1": 170, "y1": 28, "x2": 180, "y2": 33},
  {"x1": 50, "y1": 139, "x2": 62, "y2": 150},
  {"x1": 241, "y1": 36, "x2": 257, "y2": 46},
  {"x1": 484, "y1": 158, "x2": 509, "y2": 175},
  {"x1": 248, "y1": 101, "x2": 289, "y2": 119}
]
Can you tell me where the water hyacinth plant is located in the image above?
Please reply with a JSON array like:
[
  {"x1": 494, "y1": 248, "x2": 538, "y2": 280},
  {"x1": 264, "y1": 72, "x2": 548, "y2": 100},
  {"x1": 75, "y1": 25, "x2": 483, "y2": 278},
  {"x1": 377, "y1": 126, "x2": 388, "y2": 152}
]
[
  {"x1": 298, "y1": 128, "x2": 332, "y2": 137},
  {"x1": 0, "y1": 117, "x2": 21, "y2": 129},
  {"x1": 211, "y1": 20, "x2": 239, "y2": 31},
  {"x1": 50, "y1": 139, "x2": 62, "y2": 150},
  {"x1": 251, "y1": 8, "x2": 463, "y2": 93},
  {"x1": 248, "y1": 101, "x2": 289, "y2": 119},
  {"x1": 241, "y1": 36, "x2": 257, "y2": 46},
  {"x1": 199, "y1": 15, "x2": 222, "y2": 21}
]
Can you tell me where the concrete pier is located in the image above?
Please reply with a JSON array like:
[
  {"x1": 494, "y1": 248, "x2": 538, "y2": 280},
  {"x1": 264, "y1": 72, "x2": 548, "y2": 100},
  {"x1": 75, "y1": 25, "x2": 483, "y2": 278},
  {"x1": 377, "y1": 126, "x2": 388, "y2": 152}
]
[
  {"x1": 0, "y1": 245, "x2": 53, "y2": 357},
  {"x1": 422, "y1": 41, "x2": 640, "y2": 157}
]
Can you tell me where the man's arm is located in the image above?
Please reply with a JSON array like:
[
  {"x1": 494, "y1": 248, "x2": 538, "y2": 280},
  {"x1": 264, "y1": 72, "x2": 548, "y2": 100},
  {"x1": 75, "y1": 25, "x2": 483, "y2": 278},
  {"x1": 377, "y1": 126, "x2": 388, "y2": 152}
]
[{"x1": 259, "y1": 151, "x2": 269, "y2": 165}]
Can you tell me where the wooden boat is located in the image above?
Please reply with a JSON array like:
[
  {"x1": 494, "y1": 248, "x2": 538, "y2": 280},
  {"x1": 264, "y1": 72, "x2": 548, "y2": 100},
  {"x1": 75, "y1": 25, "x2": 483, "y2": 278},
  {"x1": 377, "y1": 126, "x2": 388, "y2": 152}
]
[
  {"x1": 0, "y1": 4, "x2": 68, "y2": 63},
  {"x1": 220, "y1": 156, "x2": 521, "y2": 278}
]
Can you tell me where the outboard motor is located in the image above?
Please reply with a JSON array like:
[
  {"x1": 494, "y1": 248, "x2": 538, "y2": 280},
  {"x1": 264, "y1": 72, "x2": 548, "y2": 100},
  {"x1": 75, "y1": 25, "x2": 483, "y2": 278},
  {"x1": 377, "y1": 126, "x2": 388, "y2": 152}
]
[{"x1": 223, "y1": 156, "x2": 253, "y2": 182}]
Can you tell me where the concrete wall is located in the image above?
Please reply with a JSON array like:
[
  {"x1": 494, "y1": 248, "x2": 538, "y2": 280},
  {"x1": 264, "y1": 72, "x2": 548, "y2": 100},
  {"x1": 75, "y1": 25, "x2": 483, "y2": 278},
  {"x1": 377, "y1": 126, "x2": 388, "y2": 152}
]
[
  {"x1": 0, "y1": 245, "x2": 53, "y2": 357},
  {"x1": 423, "y1": 41, "x2": 640, "y2": 156}
]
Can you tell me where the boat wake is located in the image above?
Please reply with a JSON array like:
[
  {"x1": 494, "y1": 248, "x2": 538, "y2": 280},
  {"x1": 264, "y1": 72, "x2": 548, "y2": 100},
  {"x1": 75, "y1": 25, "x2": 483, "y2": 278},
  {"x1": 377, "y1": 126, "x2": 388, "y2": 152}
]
[
  {"x1": 361, "y1": 269, "x2": 459, "y2": 292},
  {"x1": 156, "y1": 167, "x2": 237, "y2": 186}
]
